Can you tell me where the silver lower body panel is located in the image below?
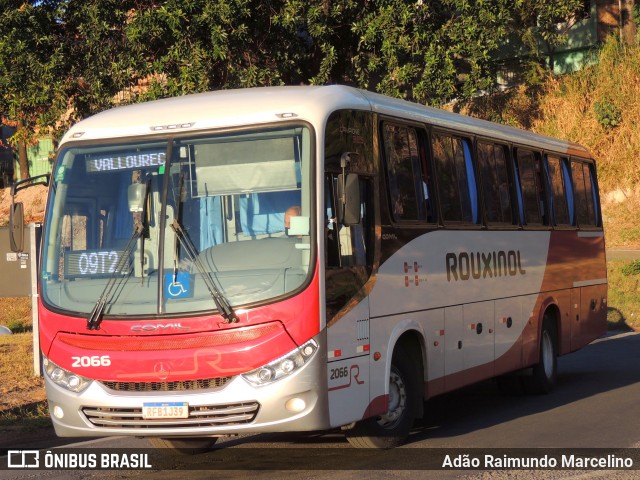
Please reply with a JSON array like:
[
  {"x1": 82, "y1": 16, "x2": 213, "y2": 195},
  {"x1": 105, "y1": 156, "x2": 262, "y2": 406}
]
[{"x1": 46, "y1": 332, "x2": 329, "y2": 438}]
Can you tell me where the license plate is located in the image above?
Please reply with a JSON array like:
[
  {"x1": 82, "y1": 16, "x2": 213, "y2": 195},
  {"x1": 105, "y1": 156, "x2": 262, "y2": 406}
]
[{"x1": 142, "y1": 402, "x2": 189, "y2": 419}]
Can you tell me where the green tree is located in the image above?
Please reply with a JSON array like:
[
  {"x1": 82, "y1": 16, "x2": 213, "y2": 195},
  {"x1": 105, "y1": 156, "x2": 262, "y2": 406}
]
[
  {"x1": 124, "y1": 0, "x2": 310, "y2": 99},
  {"x1": 0, "y1": 0, "x2": 591, "y2": 162},
  {"x1": 349, "y1": 0, "x2": 513, "y2": 104},
  {"x1": 118, "y1": 0, "x2": 518, "y2": 105},
  {"x1": 0, "y1": 0, "x2": 63, "y2": 180},
  {"x1": 301, "y1": 0, "x2": 584, "y2": 104},
  {"x1": 54, "y1": 0, "x2": 140, "y2": 123},
  {"x1": 509, "y1": 0, "x2": 585, "y2": 79}
]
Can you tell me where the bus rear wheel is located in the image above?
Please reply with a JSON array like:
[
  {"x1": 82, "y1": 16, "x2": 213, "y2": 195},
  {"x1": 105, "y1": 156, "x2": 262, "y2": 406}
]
[
  {"x1": 524, "y1": 317, "x2": 557, "y2": 394},
  {"x1": 147, "y1": 437, "x2": 218, "y2": 454},
  {"x1": 344, "y1": 350, "x2": 418, "y2": 449}
]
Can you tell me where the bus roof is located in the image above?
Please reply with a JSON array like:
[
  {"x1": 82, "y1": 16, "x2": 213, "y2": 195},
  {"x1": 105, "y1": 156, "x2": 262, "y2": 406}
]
[{"x1": 61, "y1": 85, "x2": 591, "y2": 158}]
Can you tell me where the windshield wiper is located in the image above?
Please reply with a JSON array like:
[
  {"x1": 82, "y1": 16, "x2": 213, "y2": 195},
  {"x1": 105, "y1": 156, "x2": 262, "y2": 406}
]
[
  {"x1": 172, "y1": 173, "x2": 187, "y2": 279},
  {"x1": 87, "y1": 178, "x2": 151, "y2": 330},
  {"x1": 86, "y1": 224, "x2": 143, "y2": 330},
  {"x1": 139, "y1": 176, "x2": 152, "y2": 283},
  {"x1": 171, "y1": 172, "x2": 237, "y2": 323},
  {"x1": 170, "y1": 219, "x2": 238, "y2": 323}
]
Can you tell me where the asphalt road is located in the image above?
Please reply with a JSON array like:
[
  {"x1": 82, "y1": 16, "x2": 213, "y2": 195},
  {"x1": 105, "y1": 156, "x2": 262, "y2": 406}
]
[{"x1": 2, "y1": 331, "x2": 640, "y2": 479}]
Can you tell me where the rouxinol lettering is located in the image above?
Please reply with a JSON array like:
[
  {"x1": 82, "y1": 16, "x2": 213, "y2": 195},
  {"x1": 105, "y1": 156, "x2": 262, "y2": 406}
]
[{"x1": 446, "y1": 250, "x2": 526, "y2": 282}]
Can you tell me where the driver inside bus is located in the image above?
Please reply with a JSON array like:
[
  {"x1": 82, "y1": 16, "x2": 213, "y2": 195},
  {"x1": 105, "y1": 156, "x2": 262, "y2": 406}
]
[{"x1": 284, "y1": 205, "x2": 301, "y2": 236}]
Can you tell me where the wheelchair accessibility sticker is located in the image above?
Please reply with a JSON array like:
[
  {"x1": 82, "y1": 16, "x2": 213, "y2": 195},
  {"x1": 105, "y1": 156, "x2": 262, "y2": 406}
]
[{"x1": 164, "y1": 272, "x2": 192, "y2": 299}]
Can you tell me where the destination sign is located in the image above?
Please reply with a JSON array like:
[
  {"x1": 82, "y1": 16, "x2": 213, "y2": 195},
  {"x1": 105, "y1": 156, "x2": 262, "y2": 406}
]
[
  {"x1": 86, "y1": 151, "x2": 166, "y2": 173},
  {"x1": 65, "y1": 249, "x2": 131, "y2": 278}
]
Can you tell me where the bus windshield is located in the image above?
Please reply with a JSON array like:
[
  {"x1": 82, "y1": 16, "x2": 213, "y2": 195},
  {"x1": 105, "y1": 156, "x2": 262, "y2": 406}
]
[{"x1": 41, "y1": 124, "x2": 313, "y2": 318}]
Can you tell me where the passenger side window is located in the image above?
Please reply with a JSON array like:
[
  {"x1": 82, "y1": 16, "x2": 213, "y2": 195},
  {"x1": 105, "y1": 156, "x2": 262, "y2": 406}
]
[
  {"x1": 546, "y1": 155, "x2": 572, "y2": 226},
  {"x1": 571, "y1": 160, "x2": 599, "y2": 227},
  {"x1": 477, "y1": 142, "x2": 513, "y2": 225},
  {"x1": 382, "y1": 124, "x2": 426, "y2": 221},
  {"x1": 515, "y1": 149, "x2": 546, "y2": 226},
  {"x1": 432, "y1": 133, "x2": 478, "y2": 224}
]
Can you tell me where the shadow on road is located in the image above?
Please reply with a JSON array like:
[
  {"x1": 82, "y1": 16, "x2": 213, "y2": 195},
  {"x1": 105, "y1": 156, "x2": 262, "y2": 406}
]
[{"x1": 409, "y1": 330, "x2": 640, "y2": 446}]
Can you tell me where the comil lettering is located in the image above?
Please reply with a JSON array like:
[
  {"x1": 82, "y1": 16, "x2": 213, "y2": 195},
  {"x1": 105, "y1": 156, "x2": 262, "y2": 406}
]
[{"x1": 446, "y1": 250, "x2": 526, "y2": 282}]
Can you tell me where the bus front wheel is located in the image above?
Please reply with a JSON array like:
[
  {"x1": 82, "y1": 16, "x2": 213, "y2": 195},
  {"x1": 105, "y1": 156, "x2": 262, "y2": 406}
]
[{"x1": 344, "y1": 350, "x2": 418, "y2": 449}]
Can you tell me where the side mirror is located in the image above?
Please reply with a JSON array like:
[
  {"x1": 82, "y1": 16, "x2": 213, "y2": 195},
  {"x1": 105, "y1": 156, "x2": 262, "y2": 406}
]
[
  {"x1": 9, "y1": 173, "x2": 51, "y2": 252},
  {"x1": 337, "y1": 173, "x2": 361, "y2": 226},
  {"x1": 9, "y1": 201, "x2": 25, "y2": 252}
]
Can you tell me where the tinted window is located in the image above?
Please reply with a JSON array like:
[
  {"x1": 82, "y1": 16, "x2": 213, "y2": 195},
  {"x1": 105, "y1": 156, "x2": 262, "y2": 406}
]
[
  {"x1": 432, "y1": 133, "x2": 477, "y2": 223},
  {"x1": 382, "y1": 124, "x2": 429, "y2": 222},
  {"x1": 477, "y1": 142, "x2": 513, "y2": 224},
  {"x1": 546, "y1": 155, "x2": 571, "y2": 226},
  {"x1": 571, "y1": 160, "x2": 598, "y2": 227},
  {"x1": 516, "y1": 149, "x2": 546, "y2": 225}
]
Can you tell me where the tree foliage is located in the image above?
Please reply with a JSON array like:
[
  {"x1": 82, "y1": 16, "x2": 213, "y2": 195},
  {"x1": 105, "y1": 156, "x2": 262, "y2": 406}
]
[
  {"x1": 349, "y1": 0, "x2": 513, "y2": 104},
  {"x1": 56, "y1": 1, "x2": 140, "y2": 122},
  {"x1": 124, "y1": 0, "x2": 309, "y2": 99},
  {"x1": 0, "y1": 0, "x2": 62, "y2": 178},
  {"x1": 509, "y1": 0, "x2": 585, "y2": 79},
  {"x1": 0, "y1": 0, "x2": 588, "y2": 166}
]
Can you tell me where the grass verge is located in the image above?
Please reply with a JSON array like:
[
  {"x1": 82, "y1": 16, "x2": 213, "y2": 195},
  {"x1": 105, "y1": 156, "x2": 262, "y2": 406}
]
[
  {"x1": 607, "y1": 259, "x2": 640, "y2": 331},
  {"x1": 0, "y1": 401, "x2": 50, "y2": 430},
  {"x1": 0, "y1": 331, "x2": 47, "y2": 427},
  {"x1": 0, "y1": 299, "x2": 48, "y2": 429}
]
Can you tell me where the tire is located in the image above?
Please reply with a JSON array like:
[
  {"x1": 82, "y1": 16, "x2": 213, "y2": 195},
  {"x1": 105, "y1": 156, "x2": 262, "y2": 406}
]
[
  {"x1": 344, "y1": 350, "x2": 419, "y2": 449},
  {"x1": 524, "y1": 317, "x2": 558, "y2": 394},
  {"x1": 147, "y1": 437, "x2": 218, "y2": 454}
]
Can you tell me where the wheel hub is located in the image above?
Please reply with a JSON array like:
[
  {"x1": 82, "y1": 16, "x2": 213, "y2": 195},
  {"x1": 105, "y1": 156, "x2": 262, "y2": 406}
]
[{"x1": 377, "y1": 368, "x2": 407, "y2": 428}]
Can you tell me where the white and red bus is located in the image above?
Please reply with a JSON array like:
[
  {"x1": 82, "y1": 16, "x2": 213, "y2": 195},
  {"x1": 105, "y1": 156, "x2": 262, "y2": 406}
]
[{"x1": 12, "y1": 85, "x2": 607, "y2": 450}]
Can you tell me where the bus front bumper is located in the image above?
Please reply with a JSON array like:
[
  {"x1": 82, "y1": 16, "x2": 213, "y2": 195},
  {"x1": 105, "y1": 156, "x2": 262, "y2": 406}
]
[{"x1": 45, "y1": 333, "x2": 330, "y2": 438}]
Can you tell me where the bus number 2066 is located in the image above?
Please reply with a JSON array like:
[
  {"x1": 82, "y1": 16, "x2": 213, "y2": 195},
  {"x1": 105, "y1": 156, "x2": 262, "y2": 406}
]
[
  {"x1": 71, "y1": 356, "x2": 112, "y2": 367},
  {"x1": 330, "y1": 366, "x2": 349, "y2": 379}
]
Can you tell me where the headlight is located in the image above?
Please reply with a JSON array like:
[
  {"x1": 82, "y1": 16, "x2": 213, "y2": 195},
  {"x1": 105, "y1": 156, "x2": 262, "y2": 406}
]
[
  {"x1": 43, "y1": 355, "x2": 92, "y2": 393},
  {"x1": 242, "y1": 339, "x2": 318, "y2": 386}
]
